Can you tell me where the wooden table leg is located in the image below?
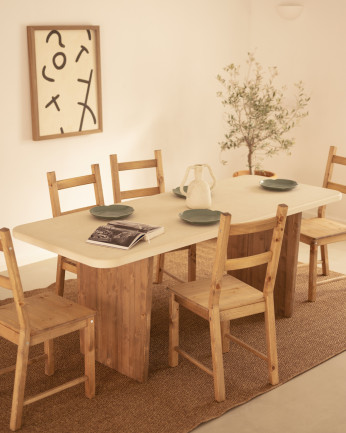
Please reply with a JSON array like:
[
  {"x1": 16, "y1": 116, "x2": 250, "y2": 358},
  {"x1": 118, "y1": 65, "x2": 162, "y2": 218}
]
[
  {"x1": 78, "y1": 257, "x2": 154, "y2": 382},
  {"x1": 228, "y1": 212, "x2": 302, "y2": 318},
  {"x1": 274, "y1": 212, "x2": 302, "y2": 317}
]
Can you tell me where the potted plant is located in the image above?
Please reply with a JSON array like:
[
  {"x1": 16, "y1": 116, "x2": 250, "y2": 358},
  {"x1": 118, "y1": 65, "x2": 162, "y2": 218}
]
[{"x1": 217, "y1": 52, "x2": 310, "y2": 175}]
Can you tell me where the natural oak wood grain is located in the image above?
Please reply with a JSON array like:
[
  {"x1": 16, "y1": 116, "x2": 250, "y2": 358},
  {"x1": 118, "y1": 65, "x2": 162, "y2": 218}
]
[
  {"x1": 0, "y1": 228, "x2": 96, "y2": 431},
  {"x1": 167, "y1": 205, "x2": 287, "y2": 402},
  {"x1": 300, "y1": 146, "x2": 346, "y2": 301},
  {"x1": 47, "y1": 164, "x2": 104, "y2": 297},
  {"x1": 78, "y1": 258, "x2": 153, "y2": 382},
  {"x1": 13, "y1": 175, "x2": 342, "y2": 381}
]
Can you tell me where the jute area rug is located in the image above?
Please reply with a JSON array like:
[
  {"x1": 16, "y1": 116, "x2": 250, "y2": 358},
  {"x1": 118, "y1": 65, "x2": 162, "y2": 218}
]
[{"x1": 0, "y1": 240, "x2": 345, "y2": 433}]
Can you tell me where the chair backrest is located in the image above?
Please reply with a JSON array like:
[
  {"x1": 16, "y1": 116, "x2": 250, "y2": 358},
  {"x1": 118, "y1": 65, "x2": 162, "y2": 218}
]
[
  {"x1": 110, "y1": 149, "x2": 165, "y2": 203},
  {"x1": 209, "y1": 204, "x2": 288, "y2": 309},
  {"x1": 318, "y1": 145, "x2": 346, "y2": 217},
  {"x1": 47, "y1": 164, "x2": 105, "y2": 217},
  {"x1": 0, "y1": 228, "x2": 29, "y2": 331}
]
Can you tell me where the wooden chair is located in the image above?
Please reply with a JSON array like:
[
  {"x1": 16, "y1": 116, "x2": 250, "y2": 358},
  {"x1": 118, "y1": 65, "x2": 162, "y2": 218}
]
[
  {"x1": 47, "y1": 164, "x2": 104, "y2": 296},
  {"x1": 110, "y1": 150, "x2": 196, "y2": 283},
  {"x1": 300, "y1": 145, "x2": 346, "y2": 301},
  {"x1": 0, "y1": 228, "x2": 95, "y2": 431},
  {"x1": 168, "y1": 204, "x2": 288, "y2": 402}
]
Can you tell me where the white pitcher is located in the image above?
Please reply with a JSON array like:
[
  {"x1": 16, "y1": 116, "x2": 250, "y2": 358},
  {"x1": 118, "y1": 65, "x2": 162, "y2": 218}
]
[{"x1": 179, "y1": 164, "x2": 216, "y2": 209}]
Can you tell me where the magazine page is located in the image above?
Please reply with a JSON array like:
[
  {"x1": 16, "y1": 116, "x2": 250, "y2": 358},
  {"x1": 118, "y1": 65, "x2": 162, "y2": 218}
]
[
  {"x1": 106, "y1": 220, "x2": 164, "y2": 240},
  {"x1": 87, "y1": 224, "x2": 144, "y2": 249},
  {"x1": 87, "y1": 220, "x2": 164, "y2": 249}
]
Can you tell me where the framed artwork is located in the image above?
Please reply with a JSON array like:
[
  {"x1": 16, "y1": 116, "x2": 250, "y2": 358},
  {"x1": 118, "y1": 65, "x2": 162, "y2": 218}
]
[{"x1": 27, "y1": 25, "x2": 103, "y2": 141}]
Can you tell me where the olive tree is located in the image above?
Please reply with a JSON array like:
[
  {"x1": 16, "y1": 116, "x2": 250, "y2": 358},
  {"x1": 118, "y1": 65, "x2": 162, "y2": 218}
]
[{"x1": 217, "y1": 52, "x2": 310, "y2": 174}]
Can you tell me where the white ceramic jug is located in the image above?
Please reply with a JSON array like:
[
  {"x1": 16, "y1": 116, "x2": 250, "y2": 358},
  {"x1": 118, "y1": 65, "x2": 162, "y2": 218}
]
[{"x1": 179, "y1": 164, "x2": 216, "y2": 209}]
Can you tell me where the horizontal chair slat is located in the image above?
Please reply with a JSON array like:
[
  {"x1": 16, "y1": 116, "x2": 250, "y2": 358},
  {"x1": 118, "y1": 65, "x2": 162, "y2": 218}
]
[
  {"x1": 224, "y1": 333, "x2": 267, "y2": 361},
  {"x1": 121, "y1": 187, "x2": 161, "y2": 200},
  {"x1": 0, "y1": 274, "x2": 12, "y2": 290},
  {"x1": 24, "y1": 376, "x2": 87, "y2": 406},
  {"x1": 230, "y1": 217, "x2": 277, "y2": 235},
  {"x1": 61, "y1": 259, "x2": 78, "y2": 274},
  {"x1": 332, "y1": 155, "x2": 346, "y2": 166},
  {"x1": 327, "y1": 181, "x2": 346, "y2": 194},
  {"x1": 225, "y1": 251, "x2": 272, "y2": 271},
  {"x1": 175, "y1": 347, "x2": 213, "y2": 376},
  {"x1": 57, "y1": 174, "x2": 95, "y2": 190},
  {"x1": 118, "y1": 159, "x2": 157, "y2": 171},
  {"x1": 0, "y1": 354, "x2": 47, "y2": 376},
  {"x1": 60, "y1": 205, "x2": 96, "y2": 216}
]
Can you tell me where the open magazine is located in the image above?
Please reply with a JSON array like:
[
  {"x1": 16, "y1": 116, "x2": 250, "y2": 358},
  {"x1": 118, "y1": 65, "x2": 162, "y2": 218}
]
[{"x1": 87, "y1": 220, "x2": 164, "y2": 250}]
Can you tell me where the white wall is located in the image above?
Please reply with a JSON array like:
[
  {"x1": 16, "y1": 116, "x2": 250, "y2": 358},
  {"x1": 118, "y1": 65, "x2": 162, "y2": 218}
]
[
  {"x1": 248, "y1": 0, "x2": 346, "y2": 220},
  {"x1": 3, "y1": 0, "x2": 346, "y2": 270},
  {"x1": 0, "y1": 0, "x2": 250, "y2": 267}
]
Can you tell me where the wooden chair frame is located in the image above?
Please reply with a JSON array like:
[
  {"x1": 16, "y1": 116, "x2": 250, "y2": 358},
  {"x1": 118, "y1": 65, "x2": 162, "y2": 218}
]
[
  {"x1": 168, "y1": 204, "x2": 288, "y2": 402},
  {"x1": 0, "y1": 228, "x2": 95, "y2": 431},
  {"x1": 47, "y1": 164, "x2": 105, "y2": 296},
  {"x1": 110, "y1": 150, "x2": 196, "y2": 283},
  {"x1": 300, "y1": 146, "x2": 346, "y2": 301}
]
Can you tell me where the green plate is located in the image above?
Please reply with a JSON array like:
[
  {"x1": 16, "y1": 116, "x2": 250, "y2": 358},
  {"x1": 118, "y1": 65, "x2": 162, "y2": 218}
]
[
  {"x1": 90, "y1": 205, "x2": 134, "y2": 219},
  {"x1": 260, "y1": 178, "x2": 298, "y2": 191},
  {"x1": 172, "y1": 186, "x2": 188, "y2": 198},
  {"x1": 179, "y1": 209, "x2": 221, "y2": 225}
]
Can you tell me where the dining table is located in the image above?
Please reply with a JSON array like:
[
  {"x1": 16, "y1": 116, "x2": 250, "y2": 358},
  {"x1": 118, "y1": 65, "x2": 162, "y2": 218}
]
[{"x1": 13, "y1": 175, "x2": 341, "y2": 382}]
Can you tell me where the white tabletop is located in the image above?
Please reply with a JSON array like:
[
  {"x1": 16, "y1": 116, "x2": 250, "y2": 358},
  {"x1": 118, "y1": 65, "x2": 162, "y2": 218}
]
[{"x1": 13, "y1": 176, "x2": 341, "y2": 269}]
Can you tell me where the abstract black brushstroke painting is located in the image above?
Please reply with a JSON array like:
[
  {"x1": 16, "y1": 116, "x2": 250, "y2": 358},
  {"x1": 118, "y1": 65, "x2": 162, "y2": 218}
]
[{"x1": 27, "y1": 25, "x2": 103, "y2": 141}]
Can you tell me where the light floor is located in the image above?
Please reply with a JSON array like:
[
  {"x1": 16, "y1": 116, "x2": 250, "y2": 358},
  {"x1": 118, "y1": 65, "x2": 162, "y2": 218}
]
[{"x1": 0, "y1": 243, "x2": 345, "y2": 433}]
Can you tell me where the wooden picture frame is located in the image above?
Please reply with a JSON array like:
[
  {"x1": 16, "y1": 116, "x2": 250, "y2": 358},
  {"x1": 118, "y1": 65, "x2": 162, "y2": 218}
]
[{"x1": 27, "y1": 25, "x2": 103, "y2": 141}]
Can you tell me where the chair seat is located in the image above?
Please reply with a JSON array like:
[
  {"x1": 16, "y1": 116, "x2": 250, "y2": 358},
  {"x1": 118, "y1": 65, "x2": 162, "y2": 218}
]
[
  {"x1": 168, "y1": 274, "x2": 265, "y2": 312},
  {"x1": 0, "y1": 293, "x2": 95, "y2": 342},
  {"x1": 300, "y1": 217, "x2": 346, "y2": 244}
]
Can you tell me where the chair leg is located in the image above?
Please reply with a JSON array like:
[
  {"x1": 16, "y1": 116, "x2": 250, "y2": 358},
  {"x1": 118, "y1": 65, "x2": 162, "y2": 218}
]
[
  {"x1": 44, "y1": 340, "x2": 54, "y2": 376},
  {"x1": 221, "y1": 320, "x2": 230, "y2": 353},
  {"x1": 320, "y1": 245, "x2": 329, "y2": 276},
  {"x1": 83, "y1": 318, "x2": 95, "y2": 399},
  {"x1": 10, "y1": 332, "x2": 30, "y2": 431},
  {"x1": 264, "y1": 295, "x2": 279, "y2": 385},
  {"x1": 168, "y1": 294, "x2": 179, "y2": 367},
  {"x1": 209, "y1": 310, "x2": 225, "y2": 402},
  {"x1": 56, "y1": 255, "x2": 66, "y2": 297},
  {"x1": 187, "y1": 244, "x2": 197, "y2": 282},
  {"x1": 154, "y1": 254, "x2": 165, "y2": 284},
  {"x1": 308, "y1": 243, "x2": 318, "y2": 302}
]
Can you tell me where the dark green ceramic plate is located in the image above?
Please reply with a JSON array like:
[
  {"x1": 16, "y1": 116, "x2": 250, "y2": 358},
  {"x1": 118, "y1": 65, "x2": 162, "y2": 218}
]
[
  {"x1": 179, "y1": 209, "x2": 221, "y2": 225},
  {"x1": 172, "y1": 186, "x2": 188, "y2": 198},
  {"x1": 90, "y1": 204, "x2": 134, "y2": 219},
  {"x1": 260, "y1": 178, "x2": 298, "y2": 191}
]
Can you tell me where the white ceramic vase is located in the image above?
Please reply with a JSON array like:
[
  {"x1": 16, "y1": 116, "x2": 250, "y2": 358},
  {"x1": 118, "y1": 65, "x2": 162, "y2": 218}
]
[{"x1": 179, "y1": 164, "x2": 216, "y2": 209}]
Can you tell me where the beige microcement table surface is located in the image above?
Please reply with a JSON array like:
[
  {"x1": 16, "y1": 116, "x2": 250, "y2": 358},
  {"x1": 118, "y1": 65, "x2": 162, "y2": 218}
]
[{"x1": 13, "y1": 176, "x2": 341, "y2": 382}]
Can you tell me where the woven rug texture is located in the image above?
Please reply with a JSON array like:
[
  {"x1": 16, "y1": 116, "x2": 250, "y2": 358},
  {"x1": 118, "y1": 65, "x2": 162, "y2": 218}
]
[{"x1": 0, "y1": 240, "x2": 345, "y2": 433}]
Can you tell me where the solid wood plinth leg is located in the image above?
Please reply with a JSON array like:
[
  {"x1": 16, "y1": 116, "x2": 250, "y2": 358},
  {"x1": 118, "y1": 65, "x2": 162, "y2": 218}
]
[
  {"x1": 168, "y1": 294, "x2": 179, "y2": 367},
  {"x1": 274, "y1": 212, "x2": 302, "y2": 318},
  {"x1": 155, "y1": 254, "x2": 165, "y2": 284},
  {"x1": 320, "y1": 245, "x2": 329, "y2": 276},
  {"x1": 78, "y1": 258, "x2": 154, "y2": 382},
  {"x1": 308, "y1": 243, "x2": 318, "y2": 302},
  {"x1": 228, "y1": 213, "x2": 302, "y2": 318}
]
